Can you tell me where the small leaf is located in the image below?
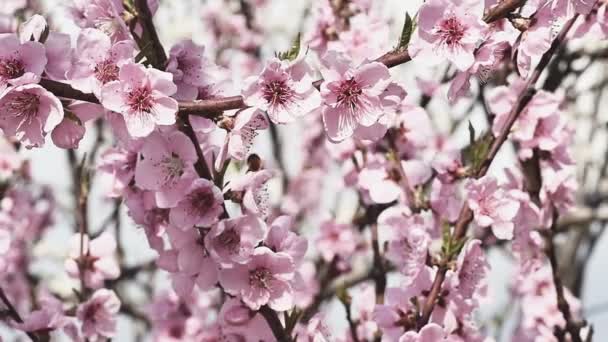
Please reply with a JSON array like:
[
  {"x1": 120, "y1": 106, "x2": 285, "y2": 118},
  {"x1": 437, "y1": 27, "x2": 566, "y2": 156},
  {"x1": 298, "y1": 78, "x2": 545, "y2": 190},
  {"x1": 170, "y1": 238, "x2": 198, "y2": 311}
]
[
  {"x1": 277, "y1": 33, "x2": 301, "y2": 61},
  {"x1": 462, "y1": 123, "x2": 493, "y2": 172},
  {"x1": 396, "y1": 12, "x2": 416, "y2": 51}
]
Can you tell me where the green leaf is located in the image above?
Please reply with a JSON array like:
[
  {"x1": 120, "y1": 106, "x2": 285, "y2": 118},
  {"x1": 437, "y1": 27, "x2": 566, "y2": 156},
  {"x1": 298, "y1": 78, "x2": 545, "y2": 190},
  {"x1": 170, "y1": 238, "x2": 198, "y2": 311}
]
[
  {"x1": 462, "y1": 122, "x2": 493, "y2": 172},
  {"x1": 396, "y1": 12, "x2": 416, "y2": 51},
  {"x1": 276, "y1": 33, "x2": 301, "y2": 61}
]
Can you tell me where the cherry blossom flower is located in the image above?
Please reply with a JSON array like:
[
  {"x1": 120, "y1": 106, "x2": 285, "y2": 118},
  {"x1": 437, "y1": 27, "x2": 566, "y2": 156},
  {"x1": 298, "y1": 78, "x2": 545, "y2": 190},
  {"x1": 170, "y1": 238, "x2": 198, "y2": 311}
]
[
  {"x1": 400, "y1": 323, "x2": 449, "y2": 342},
  {"x1": 134, "y1": 130, "x2": 198, "y2": 208},
  {"x1": 219, "y1": 246, "x2": 295, "y2": 311},
  {"x1": 205, "y1": 215, "x2": 267, "y2": 267},
  {"x1": 409, "y1": 0, "x2": 487, "y2": 70},
  {"x1": 51, "y1": 102, "x2": 103, "y2": 149},
  {"x1": 386, "y1": 220, "x2": 431, "y2": 285},
  {"x1": 76, "y1": 289, "x2": 121, "y2": 340},
  {"x1": 169, "y1": 179, "x2": 224, "y2": 229},
  {"x1": 316, "y1": 220, "x2": 358, "y2": 262},
  {"x1": 263, "y1": 215, "x2": 307, "y2": 265},
  {"x1": 218, "y1": 298, "x2": 275, "y2": 341},
  {"x1": 449, "y1": 239, "x2": 489, "y2": 304},
  {"x1": 100, "y1": 62, "x2": 178, "y2": 138},
  {"x1": 165, "y1": 226, "x2": 219, "y2": 296},
  {"x1": 228, "y1": 169, "x2": 275, "y2": 218},
  {"x1": 77, "y1": 0, "x2": 131, "y2": 43},
  {"x1": 319, "y1": 51, "x2": 391, "y2": 142},
  {"x1": 166, "y1": 39, "x2": 219, "y2": 100},
  {"x1": 65, "y1": 232, "x2": 120, "y2": 289},
  {"x1": 466, "y1": 176, "x2": 521, "y2": 240},
  {"x1": 242, "y1": 57, "x2": 321, "y2": 124},
  {"x1": 0, "y1": 33, "x2": 46, "y2": 92},
  {"x1": 217, "y1": 107, "x2": 269, "y2": 164},
  {"x1": 0, "y1": 84, "x2": 63, "y2": 148},
  {"x1": 67, "y1": 28, "x2": 134, "y2": 97}
]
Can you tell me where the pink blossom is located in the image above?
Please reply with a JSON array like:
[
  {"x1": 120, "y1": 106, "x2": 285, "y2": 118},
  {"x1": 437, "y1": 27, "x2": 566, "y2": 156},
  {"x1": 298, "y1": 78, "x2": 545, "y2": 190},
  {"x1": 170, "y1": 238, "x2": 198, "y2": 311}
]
[
  {"x1": 169, "y1": 179, "x2": 224, "y2": 229},
  {"x1": 100, "y1": 62, "x2": 178, "y2": 138},
  {"x1": 319, "y1": 51, "x2": 391, "y2": 142},
  {"x1": 219, "y1": 246, "x2": 295, "y2": 311},
  {"x1": 465, "y1": 176, "x2": 521, "y2": 240},
  {"x1": 218, "y1": 107, "x2": 269, "y2": 163},
  {"x1": 98, "y1": 143, "x2": 140, "y2": 197},
  {"x1": 79, "y1": 0, "x2": 130, "y2": 42},
  {"x1": 400, "y1": 323, "x2": 448, "y2": 342},
  {"x1": 0, "y1": 33, "x2": 46, "y2": 92},
  {"x1": 316, "y1": 220, "x2": 358, "y2": 262},
  {"x1": 134, "y1": 130, "x2": 198, "y2": 208},
  {"x1": 264, "y1": 215, "x2": 307, "y2": 265},
  {"x1": 228, "y1": 169, "x2": 275, "y2": 218},
  {"x1": 242, "y1": 57, "x2": 321, "y2": 124},
  {"x1": 65, "y1": 232, "x2": 120, "y2": 289},
  {"x1": 450, "y1": 239, "x2": 489, "y2": 303},
  {"x1": 68, "y1": 28, "x2": 134, "y2": 97},
  {"x1": 218, "y1": 298, "x2": 274, "y2": 341},
  {"x1": 166, "y1": 226, "x2": 219, "y2": 295},
  {"x1": 0, "y1": 84, "x2": 63, "y2": 148},
  {"x1": 166, "y1": 39, "x2": 219, "y2": 100},
  {"x1": 386, "y1": 220, "x2": 431, "y2": 285},
  {"x1": 409, "y1": 0, "x2": 487, "y2": 71},
  {"x1": 51, "y1": 102, "x2": 104, "y2": 149},
  {"x1": 76, "y1": 289, "x2": 121, "y2": 340},
  {"x1": 205, "y1": 215, "x2": 267, "y2": 266}
]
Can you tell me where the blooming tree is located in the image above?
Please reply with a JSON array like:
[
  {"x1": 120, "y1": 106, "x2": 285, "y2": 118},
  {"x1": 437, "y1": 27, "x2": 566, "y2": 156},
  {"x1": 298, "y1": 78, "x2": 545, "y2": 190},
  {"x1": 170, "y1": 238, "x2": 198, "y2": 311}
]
[{"x1": 0, "y1": 0, "x2": 606, "y2": 341}]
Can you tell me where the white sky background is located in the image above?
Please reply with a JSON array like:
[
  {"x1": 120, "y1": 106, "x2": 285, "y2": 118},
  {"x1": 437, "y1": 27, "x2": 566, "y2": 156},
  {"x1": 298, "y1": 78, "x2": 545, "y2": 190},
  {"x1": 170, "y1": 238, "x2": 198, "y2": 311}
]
[{"x1": 5, "y1": 0, "x2": 608, "y2": 340}]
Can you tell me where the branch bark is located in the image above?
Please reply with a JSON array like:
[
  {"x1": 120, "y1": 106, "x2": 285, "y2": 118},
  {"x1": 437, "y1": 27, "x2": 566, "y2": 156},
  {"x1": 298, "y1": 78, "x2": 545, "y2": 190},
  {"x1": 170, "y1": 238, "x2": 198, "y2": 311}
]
[{"x1": 416, "y1": 13, "x2": 581, "y2": 329}]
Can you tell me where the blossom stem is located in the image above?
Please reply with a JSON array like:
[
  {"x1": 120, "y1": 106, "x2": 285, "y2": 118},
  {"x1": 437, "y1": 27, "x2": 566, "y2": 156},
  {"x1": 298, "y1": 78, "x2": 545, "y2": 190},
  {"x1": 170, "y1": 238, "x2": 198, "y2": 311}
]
[
  {"x1": 546, "y1": 211, "x2": 586, "y2": 342},
  {"x1": 416, "y1": 12, "x2": 581, "y2": 330},
  {"x1": 133, "y1": 0, "x2": 167, "y2": 69},
  {"x1": 259, "y1": 305, "x2": 292, "y2": 342},
  {"x1": 0, "y1": 286, "x2": 40, "y2": 342}
]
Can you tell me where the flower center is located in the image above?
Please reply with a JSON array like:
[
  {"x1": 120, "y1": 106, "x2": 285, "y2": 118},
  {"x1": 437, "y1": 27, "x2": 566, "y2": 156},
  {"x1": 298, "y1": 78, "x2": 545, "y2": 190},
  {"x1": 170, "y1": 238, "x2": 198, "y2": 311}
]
[
  {"x1": 262, "y1": 79, "x2": 294, "y2": 107},
  {"x1": 94, "y1": 59, "x2": 120, "y2": 84},
  {"x1": 5, "y1": 92, "x2": 40, "y2": 123},
  {"x1": 160, "y1": 153, "x2": 184, "y2": 182},
  {"x1": 0, "y1": 58, "x2": 25, "y2": 80},
  {"x1": 127, "y1": 87, "x2": 154, "y2": 113},
  {"x1": 217, "y1": 228, "x2": 240, "y2": 252},
  {"x1": 336, "y1": 77, "x2": 362, "y2": 109},
  {"x1": 249, "y1": 267, "x2": 272, "y2": 289},
  {"x1": 436, "y1": 16, "x2": 466, "y2": 47}
]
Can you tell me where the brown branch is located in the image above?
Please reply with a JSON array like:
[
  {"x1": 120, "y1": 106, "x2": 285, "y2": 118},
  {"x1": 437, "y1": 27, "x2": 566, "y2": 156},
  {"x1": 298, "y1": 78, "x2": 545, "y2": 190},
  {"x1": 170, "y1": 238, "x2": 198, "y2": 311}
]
[
  {"x1": 483, "y1": 0, "x2": 527, "y2": 23},
  {"x1": 0, "y1": 287, "x2": 40, "y2": 342},
  {"x1": 416, "y1": 13, "x2": 581, "y2": 329},
  {"x1": 134, "y1": 0, "x2": 167, "y2": 69},
  {"x1": 547, "y1": 213, "x2": 586, "y2": 342},
  {"x1": 259, "y1": 305, "x2": 292, "y2": 342}
]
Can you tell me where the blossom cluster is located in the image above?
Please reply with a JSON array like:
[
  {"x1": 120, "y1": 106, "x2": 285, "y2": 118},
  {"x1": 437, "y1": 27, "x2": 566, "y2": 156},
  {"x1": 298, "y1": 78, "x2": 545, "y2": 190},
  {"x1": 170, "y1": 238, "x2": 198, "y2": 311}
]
[{"x1": 0, "y1": 0, "x2": 604, "y2": 341}]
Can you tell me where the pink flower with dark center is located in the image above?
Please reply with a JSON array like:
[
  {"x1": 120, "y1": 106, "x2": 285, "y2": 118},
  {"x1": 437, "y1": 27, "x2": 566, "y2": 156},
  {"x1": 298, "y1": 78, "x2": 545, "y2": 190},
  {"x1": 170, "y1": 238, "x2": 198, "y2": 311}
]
[
  {"x1": 409, "y1": 0, "x2": 487, "y2": 71},
  {"x1": 134, "y1": 130, "x2": 198, "y2": 208},
  {"x1": 465, "y1": 176, "x2": 521, "y2": 240},
  {"x1": 100, "y1": 62, "x2": 178, "y2": 138},
  {"x1": 319, "y1": 51, "x2": 391, "y2": 142},
  {"x1": 205, "y1": 215, "x2": 267, "y2": 267},
  {"x1": 242, "y1": 57, "x2": 321, "y2": 124},
  {"x1": 0, "y1": 33, "x2": 46, "y2": 92},
  {"x1": 219, "y1": 246, "x2": 295, "y2": 311},
  {"x1": 0, "y1": 84, "x2": 63, "y2": 148},
  {"x1": 65, "y1": 232, "x2": 120, "y2": 289},
  {"x1": 82, "y1": 0, "x2": 130, "y2": 42},
  {"x1": 76, "y1": 289, "x2": 121, "y2": 340},
  {"x1": 67, "y1": 28, "x2": 134, "y2": 97},
  {"x1": 169, "y1": 179, "x2": 224, "y2": 229}
]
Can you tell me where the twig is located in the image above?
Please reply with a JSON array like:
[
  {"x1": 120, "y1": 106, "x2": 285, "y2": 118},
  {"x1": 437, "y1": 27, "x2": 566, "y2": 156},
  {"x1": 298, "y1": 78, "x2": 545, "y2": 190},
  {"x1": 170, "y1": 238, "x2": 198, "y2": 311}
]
[
  {"x1": 547, "y1": 212, "x2": 585, "y2": 342},
  {"x1": 259, "y1": 305, "x2": 292, "y2": 342},
  {"x1": 0, "y1": 287, "x2": 40, "y2": 342},
  {"x1": 133, "y1": 0, "x2": 167, "y2": 69},
  {"x1": 416, "y1": 12, "x2": 581, "y2": 329}
]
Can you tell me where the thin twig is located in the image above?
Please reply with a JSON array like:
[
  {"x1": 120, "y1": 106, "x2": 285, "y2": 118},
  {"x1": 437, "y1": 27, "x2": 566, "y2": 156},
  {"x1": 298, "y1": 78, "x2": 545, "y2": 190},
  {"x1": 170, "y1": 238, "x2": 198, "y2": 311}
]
[
  {"x1": 0, "y1": 287, "x2": 40, "y2": 342},
  {"x1": 416, "y1": 13, "x2": 581, "y2": 329}
]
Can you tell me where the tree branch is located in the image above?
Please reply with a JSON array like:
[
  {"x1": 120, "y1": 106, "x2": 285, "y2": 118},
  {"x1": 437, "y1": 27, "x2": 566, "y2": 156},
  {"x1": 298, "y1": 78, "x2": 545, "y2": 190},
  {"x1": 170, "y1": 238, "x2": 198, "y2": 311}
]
[
  {"x1": 416, "y1": 12, "x2": 581, "y2": 329},
  {"x1": 0, "y1": 287, "x2": 40, "y2": 342}
]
